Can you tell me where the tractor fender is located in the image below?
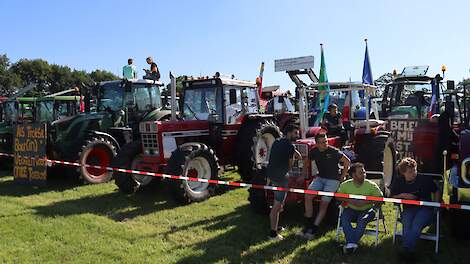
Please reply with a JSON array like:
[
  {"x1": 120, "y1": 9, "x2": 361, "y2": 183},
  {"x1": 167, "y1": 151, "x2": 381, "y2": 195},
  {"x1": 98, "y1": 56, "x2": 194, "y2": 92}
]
[{"x1": 87, "y1": 130, "x2": 121, "y2": 150}]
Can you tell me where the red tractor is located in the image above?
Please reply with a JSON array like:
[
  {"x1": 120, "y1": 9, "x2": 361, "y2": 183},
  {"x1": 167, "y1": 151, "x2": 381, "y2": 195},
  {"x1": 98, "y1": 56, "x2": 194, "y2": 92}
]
[
  {"x1": 249, "y1": 68, "x2": 396, "y2": 213},
  {"x1": 113, "y1": 73, "x2": 283, "y2": 203}
]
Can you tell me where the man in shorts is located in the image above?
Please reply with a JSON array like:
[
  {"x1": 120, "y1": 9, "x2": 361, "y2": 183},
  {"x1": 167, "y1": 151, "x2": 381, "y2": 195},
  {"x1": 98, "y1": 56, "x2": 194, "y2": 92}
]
[
  {"x1": 267, "y1": 124, "x2": 301, "y2": 240},
  {"x1": 298, "y1": 133, "x2": 350, "y2": 239}
]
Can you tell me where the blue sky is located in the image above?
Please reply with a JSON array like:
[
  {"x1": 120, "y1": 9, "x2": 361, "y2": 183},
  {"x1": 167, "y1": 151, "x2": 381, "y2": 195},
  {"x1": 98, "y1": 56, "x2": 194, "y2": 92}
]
[{"x1": 2, "y1": 0, "x2": 470, "y2": 91}]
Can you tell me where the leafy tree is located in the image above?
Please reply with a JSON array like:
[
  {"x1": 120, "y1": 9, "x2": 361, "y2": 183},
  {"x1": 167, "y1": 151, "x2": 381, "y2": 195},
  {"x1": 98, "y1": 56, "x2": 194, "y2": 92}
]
[
  {"x1": 0, "y1": 54, "x2": 119, "y2": 96},
  {"x1": 0, "y1": 55, "x2": 21, "y2": 96},
  {"x1": 89, "y1": 69, "x2": 119, "y2": 83}
]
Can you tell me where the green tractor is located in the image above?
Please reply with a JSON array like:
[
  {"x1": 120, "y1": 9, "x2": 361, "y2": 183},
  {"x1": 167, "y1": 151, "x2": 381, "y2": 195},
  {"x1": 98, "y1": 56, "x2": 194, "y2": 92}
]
[
  {"x1": 48, "y1": 79, "x2": 171, "y2": 184},
  {"x1": 0, "y1": 97, "x2": 36, "y2": 169}
]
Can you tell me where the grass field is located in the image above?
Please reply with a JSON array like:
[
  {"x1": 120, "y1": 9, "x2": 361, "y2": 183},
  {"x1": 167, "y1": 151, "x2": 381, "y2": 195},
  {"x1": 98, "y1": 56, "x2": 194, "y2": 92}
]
[{"x1": 1, "y1": 170, "x2": 470, "y2": 264}]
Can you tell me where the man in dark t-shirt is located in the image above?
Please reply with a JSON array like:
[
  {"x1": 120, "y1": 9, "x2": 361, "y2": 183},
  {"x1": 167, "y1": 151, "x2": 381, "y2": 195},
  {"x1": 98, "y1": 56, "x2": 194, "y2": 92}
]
[
  {"x1": 267, "y1": 124, "x2": 301, "y2": 240},
  {"x1": 391, "y1": 158, "x2": 440, "y2": 260},
  {"x1": 298, "y1": 133, "x2": 350, "y2": 239},
  {"x1": 144, "y1": 56, "x2": 161, "y2": 80},
  {"x1": 322, "y1": 104, "x2": 348, "y2": 143}
]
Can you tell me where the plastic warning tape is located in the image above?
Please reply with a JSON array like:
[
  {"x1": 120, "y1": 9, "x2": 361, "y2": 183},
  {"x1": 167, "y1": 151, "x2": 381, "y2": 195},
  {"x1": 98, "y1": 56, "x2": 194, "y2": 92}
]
[{"x1": 2, "y1": 152, "x2": 470, "y2": 211}]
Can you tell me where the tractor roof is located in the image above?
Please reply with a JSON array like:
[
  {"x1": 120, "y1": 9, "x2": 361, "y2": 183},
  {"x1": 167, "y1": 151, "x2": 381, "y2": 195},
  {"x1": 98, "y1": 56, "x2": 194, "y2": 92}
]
[
  {"x1": 100, "y1": 79, "x2": 164, "y2": 86},
  {"x1": 307, "y1": 82, "x2": 377, "y2": 93},
  {"x1": 3, "y1": 97, "x2": 37, "y2": 103},
  {"x1": 37, "y1": 95, "x2": 81, "y2": 102},
  {"x1": 183, "y1": 77, "x2": 257, "y2": 89}
]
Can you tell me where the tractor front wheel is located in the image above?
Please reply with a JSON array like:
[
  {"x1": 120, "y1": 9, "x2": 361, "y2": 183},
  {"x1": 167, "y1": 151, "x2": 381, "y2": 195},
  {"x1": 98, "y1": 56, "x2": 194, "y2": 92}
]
[
  {"x1": 78, "y1": 137, "x2": 117, "y2": 184},
  {"x1": 112, "y1": 141, "x2": 153, "y2": 194},
  {"x1": 165, "y1": 143, "x2": 219, "y2": 204}
]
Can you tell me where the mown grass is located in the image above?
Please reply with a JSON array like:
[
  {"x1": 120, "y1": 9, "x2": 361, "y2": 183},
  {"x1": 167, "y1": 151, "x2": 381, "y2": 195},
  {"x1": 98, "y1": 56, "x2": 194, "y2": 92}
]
[{"x1": 1, "y1": 170, "x2": 470, "y2": 263}]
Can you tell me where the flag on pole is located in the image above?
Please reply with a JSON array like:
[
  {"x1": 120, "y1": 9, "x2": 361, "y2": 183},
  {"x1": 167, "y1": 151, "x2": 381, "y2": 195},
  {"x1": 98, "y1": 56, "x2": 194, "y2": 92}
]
[
  {"x1": 257, "y1": 62, "x2": 265, "y2": 97},
  {"x1": 314, "y1": 44, "x2": 330, "y2": 126},
  {"x1": 361, "y1": 39, "x2": 373, "y2": 98},
  {"x1": 428, "y1": 79, "x2": 439, "y2": 116}
]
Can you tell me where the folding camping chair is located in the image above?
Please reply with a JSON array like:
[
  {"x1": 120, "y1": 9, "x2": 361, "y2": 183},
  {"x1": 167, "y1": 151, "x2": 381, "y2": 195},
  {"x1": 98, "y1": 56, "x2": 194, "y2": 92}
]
[
  {"x1": 392, "y1": 204, "x2": 440, "y2": 254},
  {"x1": 335, "y1": 202, "x2": 387, "y2": 247}
]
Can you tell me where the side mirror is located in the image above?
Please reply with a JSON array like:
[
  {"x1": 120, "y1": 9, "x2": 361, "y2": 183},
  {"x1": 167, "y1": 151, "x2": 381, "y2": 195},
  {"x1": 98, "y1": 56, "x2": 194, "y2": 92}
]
[
  {"x1": 229, "y1": 89, "x2": 237, "y2": 105},
  {"x1": 447, "y1": 80, "x2": 455, "y2": 90}
]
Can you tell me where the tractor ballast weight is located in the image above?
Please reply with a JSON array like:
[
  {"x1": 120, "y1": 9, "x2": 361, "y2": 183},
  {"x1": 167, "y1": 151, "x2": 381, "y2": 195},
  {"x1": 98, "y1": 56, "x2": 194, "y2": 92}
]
[{"x1": 113, "y1": 73, "x2": 283, "y2": 204}]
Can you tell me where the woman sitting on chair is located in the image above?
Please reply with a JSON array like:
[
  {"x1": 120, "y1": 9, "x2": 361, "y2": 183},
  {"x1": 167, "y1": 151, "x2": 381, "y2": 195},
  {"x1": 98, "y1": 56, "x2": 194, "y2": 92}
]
[{"x1": 391, "y1": 158, "x2": 441, "y2": 260}]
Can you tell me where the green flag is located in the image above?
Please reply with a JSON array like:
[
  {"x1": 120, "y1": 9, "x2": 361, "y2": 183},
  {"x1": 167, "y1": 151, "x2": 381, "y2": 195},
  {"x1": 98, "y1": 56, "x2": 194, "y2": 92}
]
[{"x1": 315, "y1": 44, "x2": 330, "y2": 126}]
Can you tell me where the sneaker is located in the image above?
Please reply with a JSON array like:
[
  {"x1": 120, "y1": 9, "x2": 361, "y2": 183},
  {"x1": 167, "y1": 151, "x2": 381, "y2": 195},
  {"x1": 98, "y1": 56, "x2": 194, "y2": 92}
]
[
  {"x1": 297, "y1": 228, "x2": 315, "y2": 240},
  {"x1": 269, "y1": 234, "x2": 284, "y2": 241},
  {"x1": 342, "y1": 243, "x2": 358, "y2": 254}
]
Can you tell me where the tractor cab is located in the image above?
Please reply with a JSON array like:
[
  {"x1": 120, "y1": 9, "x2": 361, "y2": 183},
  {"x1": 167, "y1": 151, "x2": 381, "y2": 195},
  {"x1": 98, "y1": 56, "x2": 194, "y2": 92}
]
[
  {"x1": 36, "y1": 90, "x2": 82, "y2": 123},
  {"x1": 381, "y1": 66, "x2": 451, "y2": 119},
  {"x1": 0, "y1": 97, "x2": 36, "y2": 125},
  {"x1": 180, "y1": 74, "x2": 259, "y2": 124},
  {"x1": 0, "y1": 97, "x2": 36, "y2": 165},
  {"x1": 96, "y1": 79, "x2": 166, "y2": 130}
]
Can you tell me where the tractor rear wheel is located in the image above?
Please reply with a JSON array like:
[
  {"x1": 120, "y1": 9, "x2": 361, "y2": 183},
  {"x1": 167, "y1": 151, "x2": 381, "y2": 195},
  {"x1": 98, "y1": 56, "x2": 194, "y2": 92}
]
[
  {"x1": 236, "y1": 119, "x2": 281, "y2": 182},
  {"x1": 113, "y1": 141, "x2": 153, "y2": 194},
  {"x1": 356, "y1": 133, "x2": 396, "y2": 196},
  {"x1": 78, "y1": 136, "x2": 117, "y2": 184},
  {"x1": 166, "y1": 143, "x2": 219, "y2": 204}
]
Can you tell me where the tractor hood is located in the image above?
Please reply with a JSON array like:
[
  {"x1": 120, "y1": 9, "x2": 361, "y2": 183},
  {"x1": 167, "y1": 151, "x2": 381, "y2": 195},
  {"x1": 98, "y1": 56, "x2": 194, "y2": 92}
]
[
  {"x1": 142, "y1": 108, "x2": 171, "y2": 122},
  {"x1": 156, "y1": 120, "x2": 210, "y2": 133}
]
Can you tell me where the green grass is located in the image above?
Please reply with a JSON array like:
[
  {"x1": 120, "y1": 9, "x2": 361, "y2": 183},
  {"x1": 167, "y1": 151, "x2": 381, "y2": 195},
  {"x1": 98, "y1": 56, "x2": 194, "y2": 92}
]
[{"x1": 1, "y1": 170, "x2": 470, "y2": 264}]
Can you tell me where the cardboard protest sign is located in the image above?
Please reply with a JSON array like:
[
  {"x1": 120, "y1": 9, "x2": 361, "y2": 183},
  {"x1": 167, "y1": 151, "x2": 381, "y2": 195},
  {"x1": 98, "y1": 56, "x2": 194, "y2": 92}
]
[{"x1": 13, "y1": 123, "x2": 47, "y2": 184}]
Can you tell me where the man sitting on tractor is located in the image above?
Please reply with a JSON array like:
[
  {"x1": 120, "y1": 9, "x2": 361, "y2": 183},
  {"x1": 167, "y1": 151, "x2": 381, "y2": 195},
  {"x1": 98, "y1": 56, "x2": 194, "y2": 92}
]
[
  {"x1": 322, "y1": 104, "x2": 348, "y2": 143},
  {"x1": 298, "y1": 133, "x2": 351, "y2": 239},
  {"x1": 267, "y1": 124, "x2": 302, "y2": 240}
]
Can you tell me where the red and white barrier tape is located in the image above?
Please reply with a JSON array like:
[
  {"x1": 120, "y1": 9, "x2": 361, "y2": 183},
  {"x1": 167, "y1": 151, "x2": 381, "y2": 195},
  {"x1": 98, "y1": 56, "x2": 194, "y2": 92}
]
[{"x1": 2, "y1": 152, "x2": 470, "y2": 211}]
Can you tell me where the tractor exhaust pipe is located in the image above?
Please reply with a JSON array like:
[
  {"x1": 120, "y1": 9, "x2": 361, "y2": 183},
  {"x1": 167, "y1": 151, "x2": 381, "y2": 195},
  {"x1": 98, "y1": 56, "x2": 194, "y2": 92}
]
[{"x1": 170, "y1": 72, "x2": 177, "y2": 121}]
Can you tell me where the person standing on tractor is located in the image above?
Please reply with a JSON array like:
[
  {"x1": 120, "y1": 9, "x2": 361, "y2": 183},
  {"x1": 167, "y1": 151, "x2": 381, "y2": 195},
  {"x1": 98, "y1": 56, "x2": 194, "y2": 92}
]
[
  {"x1": 322, "y1": 104, "x2": 348, "y2": 143},
  {"x1": 391, "y1": 158, "x2": 441, "y2": 261},
  {"x1": 267, "y1": 124, "x2": 301, "y2": 240},
  {"x1": 122, "y1": 58, "x2": 137, "y2": 79},
  {"x1": 336, "y1": 162, "x2": 383, "y2": 253},
  {"x1": 298, "y1": 133, "x2": 350, "y2": 239},
  {"x1": 144, "y1": 56, "x2": 160, "y2": 81}
]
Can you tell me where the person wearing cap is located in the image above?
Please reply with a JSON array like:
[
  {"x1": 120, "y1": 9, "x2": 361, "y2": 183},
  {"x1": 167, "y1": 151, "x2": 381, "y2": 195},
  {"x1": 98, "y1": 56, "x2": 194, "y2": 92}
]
[
  {"x1": 122, "y1": 58, "x2": 137, "y2": 79},
  {"x1": 322, "y1": 103, "x2": 348, "y2": 143},
  {"x1": 144, "y1": 57, "x2": 160, "y2": 81}
]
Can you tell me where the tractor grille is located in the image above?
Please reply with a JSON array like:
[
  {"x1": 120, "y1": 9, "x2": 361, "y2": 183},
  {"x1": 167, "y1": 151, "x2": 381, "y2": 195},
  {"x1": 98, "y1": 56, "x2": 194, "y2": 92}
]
[
  {"x1": 141, "y1": 133, "x2": 158, "y2": 149},
  {"x1": 139, "y1": 121, "x2": 159, "y2": 155}
]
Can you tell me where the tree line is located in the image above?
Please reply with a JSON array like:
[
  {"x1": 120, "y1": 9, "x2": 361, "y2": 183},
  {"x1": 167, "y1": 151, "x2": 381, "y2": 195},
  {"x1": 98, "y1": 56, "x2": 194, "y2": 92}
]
[{"x1": 0, "y1": 54, "x2": 118, "y2": 97}]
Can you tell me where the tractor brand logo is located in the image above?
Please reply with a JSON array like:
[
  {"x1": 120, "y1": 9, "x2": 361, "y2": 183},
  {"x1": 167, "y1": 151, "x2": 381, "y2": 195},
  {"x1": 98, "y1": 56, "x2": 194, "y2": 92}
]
[{"x1": 386, "y1": 119, "x2": 419, "y2": 159}]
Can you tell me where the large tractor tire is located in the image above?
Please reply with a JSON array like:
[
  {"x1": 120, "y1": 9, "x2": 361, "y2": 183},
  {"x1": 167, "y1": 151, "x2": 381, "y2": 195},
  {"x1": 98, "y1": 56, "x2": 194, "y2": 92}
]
[
  {"x1": 165, "y1": 143, "x2": 219, "y2": 204},
  {"x1": 248, "y1": 168, "x2": 271, "y2": 215},
  {"x1": 112, "y1": 141, "x2": 158, "y2": 194},
  {"x1": 236, "y1": 119, "x2": 281, "y2": 182},
  {"x1": 356, "y1": 133, "x2": 397, "y2": 196},
  {"x1": 78, "y1": 136, "x2": 117, "y2": 184}
]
